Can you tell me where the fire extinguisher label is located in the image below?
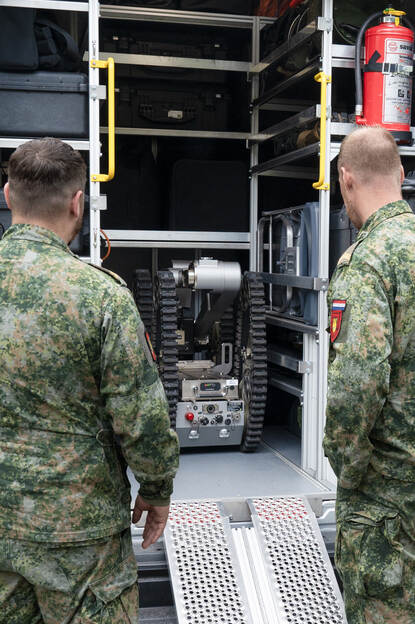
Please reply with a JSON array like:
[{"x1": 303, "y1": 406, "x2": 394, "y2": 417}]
[{"x1": 383, "y1": 38, "x2": 413, "y2": 125}]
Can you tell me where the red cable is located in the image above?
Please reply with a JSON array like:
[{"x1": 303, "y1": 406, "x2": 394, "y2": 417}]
[{"x1": 100, "y1": 228, "x2": 111, "y2": 262}]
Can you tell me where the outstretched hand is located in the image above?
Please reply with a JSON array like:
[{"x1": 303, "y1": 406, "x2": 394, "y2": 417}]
[{"x1": 132, "y1": 495, "x2": 170, "y2": 550}]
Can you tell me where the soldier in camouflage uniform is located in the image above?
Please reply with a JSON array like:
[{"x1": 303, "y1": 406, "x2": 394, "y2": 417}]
[
  {"x1": 324, "y1": 127, "x2": 415, "y2": 624},
  {"x1": 0, "y1": 138, "x2": 180, "y2": 623}
]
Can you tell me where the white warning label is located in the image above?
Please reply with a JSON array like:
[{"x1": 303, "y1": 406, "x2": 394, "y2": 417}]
[{"x1": 383, "y1": 38, "x2": 413, "y2": 125}]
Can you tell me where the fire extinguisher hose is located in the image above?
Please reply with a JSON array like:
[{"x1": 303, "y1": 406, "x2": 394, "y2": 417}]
[{"x1": 355, "y1": 11, "x2": 383, "y2": 118}]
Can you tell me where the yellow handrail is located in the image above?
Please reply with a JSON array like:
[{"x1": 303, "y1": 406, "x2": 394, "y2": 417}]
[
  {"x1": 313, "y1": 71, "x2": 331, "y2": 191},
  {"x1": 90, "y1": 57, "x2": 115, "y2": 182}
]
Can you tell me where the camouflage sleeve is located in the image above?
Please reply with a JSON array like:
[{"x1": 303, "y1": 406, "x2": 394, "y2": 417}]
[
  {"x1": 100, "y1": 286, "x2": 179, "y2": 506},
  {"x1": 323, "y1": 261, "x2": 393, "y2": 489}
]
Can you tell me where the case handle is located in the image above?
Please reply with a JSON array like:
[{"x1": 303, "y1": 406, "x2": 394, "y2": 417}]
[
  {"x1": 313, "y1": 71, "x2": 331, "y2": 191},
  {"x1": 90, "y1": 57, "x2": 115, "y2": 182}
]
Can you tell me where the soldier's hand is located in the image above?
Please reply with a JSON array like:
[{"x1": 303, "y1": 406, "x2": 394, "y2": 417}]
[{"x1": 132, "y1": 494, "x2": 170, "y2": 550}]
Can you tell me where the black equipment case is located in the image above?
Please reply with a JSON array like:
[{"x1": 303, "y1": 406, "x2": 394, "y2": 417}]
[
  {"x1": 0, "y1": 71, "x2": 88, "y2": 138},
  {"x1": 115, "y1": 80, "x2": 230, "y2": 131},
  {"x1": 180, "y1": 0, "x2": 255, "y2": 14},
  {"x1": 169, "y1": 159, "x2": 249, "y2": 231},
  {"x1": 102, "y1": 27, "x2": 228, "y2": 84}
]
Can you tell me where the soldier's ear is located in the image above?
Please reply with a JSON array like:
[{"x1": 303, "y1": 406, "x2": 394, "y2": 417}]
[
  {"x1": 69, "y1": 190, "x2": 84, "y2": 219},
  {"x1": 340, "y1": 167, "x2": 353, "y2": 192},
  {"x1": 3, "y1": 183, "x2": 10, "y2": 209},
  {"x1": 400, "y1": 166, "x2": 405, "y2": 185}
]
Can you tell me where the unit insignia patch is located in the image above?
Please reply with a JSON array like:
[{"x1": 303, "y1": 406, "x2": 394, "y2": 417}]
[{"x1": 330, "y1": 300, "x2": 346, "y2": 343}]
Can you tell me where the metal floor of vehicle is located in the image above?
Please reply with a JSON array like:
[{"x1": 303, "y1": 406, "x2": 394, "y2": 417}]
[{"x1": 129, "y1": 426, "x2": 331, "y2": 502}]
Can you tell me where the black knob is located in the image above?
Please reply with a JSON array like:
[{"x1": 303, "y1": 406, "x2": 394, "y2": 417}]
[
  {"x1": 215, "y1": 415, "x2": 223, "y2": 424},
  {"x1": 225, "y1": 418, "x2": 232, "y2": 426},
  {"x1": 201, "y1": 417, "x2": 209, "y2": 426}
]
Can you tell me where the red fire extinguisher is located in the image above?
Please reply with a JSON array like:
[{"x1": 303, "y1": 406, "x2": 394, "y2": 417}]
[{"x1": 355, "y1": 7, "x2": 414, "y2": 144}]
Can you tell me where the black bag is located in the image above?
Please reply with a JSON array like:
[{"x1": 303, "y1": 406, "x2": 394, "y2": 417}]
[
  {"x1": 35, "y1": 18, "x2": 81, "y2": 72},
  {"x1": 169, "y1": 160, "x2": 249, "y2": 231},
  {"x1": 0, "y1": 71, "x2": 88, "y2": 138},
  {"x1": 180, "y1": 0, "x2": 255, "y2": 14},
  {"x1": 132, "y1": 82, "x2": 230, "y2": 130},
  {"x1": 101, "y1": 138, "x2": 163, "y2": 230},
  {"x1": 0, "y1": 8, "x2": 38, "y2": 71}
]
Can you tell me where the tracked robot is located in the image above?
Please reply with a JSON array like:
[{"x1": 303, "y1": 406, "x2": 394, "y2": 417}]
[{"x1": 133, "y1": 259, "x2": 267, "y2": 452}]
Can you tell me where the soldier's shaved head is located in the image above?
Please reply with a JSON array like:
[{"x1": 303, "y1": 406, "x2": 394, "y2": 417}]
[
  {"x1": 338, "y1": 126, "x2": 402, "y2": 187},
  {"x1": 7, "y1": 138, "x2": 86, "y2": 219}
]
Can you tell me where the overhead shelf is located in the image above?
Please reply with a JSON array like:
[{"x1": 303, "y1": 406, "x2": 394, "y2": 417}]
[
  {"x1": 251, "y1": 105, "x2": 319, "y2": 144},
  {"x1": 101, "y1": 127, "x2": 260, "y2": 140},
  {"x1": 251, "y1": 20, "x2": 319, "y2": 74},
  {"x1": 97, "y1": 51, "x2": 251, "y2": 73},
  {"x1": 260, "y1": 272, "x2": 324, "y2": 291},
  {"x1": 3, "y1": 0, "x2": 88, "y2": 10},
  {"x1": 268, "y1": 344, "x2": 311, "y2": 374},
  {"x1": 252, "y1": 61, "x2": 320, "y2": 109},
  {"x1": 100, "y1": 5, "x2": 274, "y2": 29},
  {"x1": 268, "y1": 372, "x2": 303, "y2": 398},
  {"x1": 266, "y1": 312, "x2": 318, "y2": 335},
  {"x1": 106, "y1": 230, "x2": 250, "y2": 250},
  {"x1": 251, "y1": 143, "x2": 319, "y2": 175},
  {"x1": 0, "y1": 137, "x2": 90, "y2": 151}
]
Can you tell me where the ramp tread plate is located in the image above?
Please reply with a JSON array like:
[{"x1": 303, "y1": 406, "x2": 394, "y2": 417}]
[
  {"x1": 249, "y1": 496, "x2": 347, "y2": 624},
  {"x1": 164, "y1": 501, "x2": 251, "y2": 624}
]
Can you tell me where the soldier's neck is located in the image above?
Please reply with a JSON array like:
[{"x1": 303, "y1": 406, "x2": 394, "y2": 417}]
[
  {"x1": 12, "y1": 215, "x2": 71, "y2": 245},
  {"x1": 357, "y1": 190, "x2": 403, "y2": 229}
]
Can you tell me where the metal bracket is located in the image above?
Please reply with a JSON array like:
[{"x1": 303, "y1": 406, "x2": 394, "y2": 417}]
[
  {"x1": 89, "y1": 84, "x2": 107, "y2": 100},
  {"x1": 317, "y1": 16, "x2": 333, "y2": 32},
  {"x1": 90, "y1": 195, "x2": 107, "y2": 211},
  {"x1": 298, "y1": 360, "x2": 313, "y2": 375},
  {"x1": 314, "y1": 277, "x2": 329, "y2": 292}
]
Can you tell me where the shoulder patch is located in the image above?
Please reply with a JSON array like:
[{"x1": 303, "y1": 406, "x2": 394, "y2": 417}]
[
  {"x1": 330, "y1": 300, "x2": 346, "y2": 343},
  {"x1": 87, "y1": 263, "x2": 127, "y2": 287},
  {"x1": 337, "y1": 242, "x2": 359, "y2": 268}
]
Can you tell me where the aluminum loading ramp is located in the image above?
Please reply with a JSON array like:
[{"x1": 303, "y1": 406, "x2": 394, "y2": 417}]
[{"x1": 164, "y1": 497, "x2": 346, "y2": 624}]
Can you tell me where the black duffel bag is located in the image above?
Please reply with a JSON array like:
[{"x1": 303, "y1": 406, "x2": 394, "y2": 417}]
[{"x1": 180, "y1": 0, "x2": 255, "y2": 14}]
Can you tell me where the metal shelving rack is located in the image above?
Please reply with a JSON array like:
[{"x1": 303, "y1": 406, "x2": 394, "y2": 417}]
[
  {"x1": 252, "y1": 0, "x2": 415, "y2": 487},
  {"x1": 98, "y1": 6, "x2": 273, "y2": 261},
  {"x1": 0, "y1": 0, "x2": 105, "y2": 265}
]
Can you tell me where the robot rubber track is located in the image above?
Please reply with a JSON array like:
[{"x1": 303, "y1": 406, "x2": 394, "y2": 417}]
[{"x1": 233, "y1": 273, "x2": 268, "y2": 453}]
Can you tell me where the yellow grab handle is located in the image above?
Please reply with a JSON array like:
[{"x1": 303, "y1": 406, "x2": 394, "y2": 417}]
[
  {"x1": 313, "y1": 71, "x2": 331, "y2": 192},
  {"x1": 90, "y1": 58, "x2": 115, "y2": 182}
]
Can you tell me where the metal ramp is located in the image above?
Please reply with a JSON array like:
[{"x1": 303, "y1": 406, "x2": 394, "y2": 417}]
[{"x1": 164, "y1": 497, "x2": 346, "y2": 624}]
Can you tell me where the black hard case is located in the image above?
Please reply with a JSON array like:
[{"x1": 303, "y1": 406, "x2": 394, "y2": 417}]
[
  {"x1": 169, "y1": 159, "x2": 249, "y2": 231},
  {"x1": 102, "y1": 28, "x2": 228, "y2": 84},
  {"x1": 115, "y1": 80, "x2": 230, "y2": 131},
  {"x1": 0, "y1": 71, "x2": 88, "y2": 138}
]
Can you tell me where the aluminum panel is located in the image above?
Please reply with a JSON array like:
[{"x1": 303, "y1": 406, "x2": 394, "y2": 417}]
[
  {"x1": 164, "y1": 501, "x2": 253, "y2": 624},
  {"x1": 249, "y1": 497, "x2": 347, "y2": 624}
]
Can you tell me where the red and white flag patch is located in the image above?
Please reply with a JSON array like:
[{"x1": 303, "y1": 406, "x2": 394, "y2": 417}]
[{"x1": 330, "y1": 300, "x2": 346, "y2": 343}]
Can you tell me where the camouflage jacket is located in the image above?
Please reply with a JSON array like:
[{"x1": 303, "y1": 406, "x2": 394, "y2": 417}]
[
  {"x1": 324, "y1": 200, "x2": 415, "y2": 495},
  {"x1": 0, "y1": 224, "x2": 179, "y2": 543}
]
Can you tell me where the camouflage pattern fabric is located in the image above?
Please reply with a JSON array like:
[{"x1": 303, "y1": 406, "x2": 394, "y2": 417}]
[
  {"x1": 0, "y1": 529, "x2": 139, "y2": 624},
  {"x1": 0, "y1": 224, "x2": 179, "y2": 543},
  {"x1": 324, "y1": 201, "x2": 415, "y2": 623}
]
